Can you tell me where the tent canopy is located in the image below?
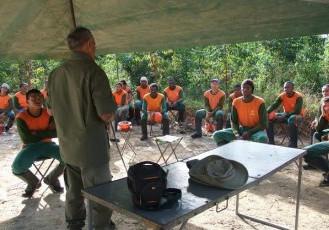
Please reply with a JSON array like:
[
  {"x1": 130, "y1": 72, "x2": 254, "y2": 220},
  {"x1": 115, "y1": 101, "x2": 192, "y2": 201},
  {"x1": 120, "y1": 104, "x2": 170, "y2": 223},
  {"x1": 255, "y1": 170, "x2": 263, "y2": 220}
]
[{"x1": 1, "y1": 0, "x2": 329, "y2": 60}]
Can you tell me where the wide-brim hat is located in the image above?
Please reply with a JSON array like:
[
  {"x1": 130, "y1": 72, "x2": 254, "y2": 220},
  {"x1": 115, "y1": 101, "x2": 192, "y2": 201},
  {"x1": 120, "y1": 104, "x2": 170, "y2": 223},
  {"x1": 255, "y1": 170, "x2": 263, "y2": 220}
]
[
  {"x1": 186, "y1": 155, "x2": 248, "y2": 190},
  {"x1": 1, "y1": 83, "x2": 10, "y2": 90}
]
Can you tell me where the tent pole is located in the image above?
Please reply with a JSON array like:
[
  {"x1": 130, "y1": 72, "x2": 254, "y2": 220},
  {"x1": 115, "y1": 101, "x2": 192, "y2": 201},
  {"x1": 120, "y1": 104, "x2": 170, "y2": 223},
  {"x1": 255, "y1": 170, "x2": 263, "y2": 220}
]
[{"x1": 69, "y1": 0, "x2": 77, "y2": 28}]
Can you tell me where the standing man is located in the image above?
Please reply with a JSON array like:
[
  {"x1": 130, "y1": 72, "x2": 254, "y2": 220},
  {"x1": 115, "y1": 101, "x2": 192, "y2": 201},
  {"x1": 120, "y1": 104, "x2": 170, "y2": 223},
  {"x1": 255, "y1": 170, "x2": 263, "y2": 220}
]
[
  {"x1": 163, "y1": 77, "x2": 185, "y2": 123},
  {"x1": 13, "y1": 82, "x2": 29, "y2": 113},
  {"x1": 191, "y1": 78, "x2": 225, "y2": 138},
  {"x1": 47, "y1": 27, "x2": 117, "y2": 230},
  {"x1": 0, "y1": 83, "x2": 15, "y2": 132},
  {"x1": 267, "y1": 81, "x2": 304, "y2": 148},
  {"x1": 213, "y1": 79, "x2": 268, "y2": 145},
  {"x1": 140, "y1": 83, "x2": 169, "y2": 141},
  {"x1": 134, "y1": 76, "x2": 150, "y2": 125},
  {"x1": 226, "y1": 83, "x2": 242, "y2": 128}
]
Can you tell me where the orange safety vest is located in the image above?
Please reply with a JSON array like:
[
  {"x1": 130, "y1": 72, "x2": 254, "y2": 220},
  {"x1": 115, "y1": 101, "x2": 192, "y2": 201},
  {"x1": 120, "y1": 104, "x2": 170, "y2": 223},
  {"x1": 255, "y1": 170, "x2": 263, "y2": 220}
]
[
  {"x1": 41, "y1": 89, "x2": 47, "y2": 99},
  {"x1": 204, "y1": 89, "x2": 225, "y2": 110},
  {"x1": 144, "y1": 93, "x2": 164, "y2": 112},
  {"x1": 113, "y1": 90, "x2": 127, "y2": 106},
  {"x1": 0, "y1": 94, "x2": 11, "y2": 110},
  {"x1": 164, "y1": 86, "x2": 182, "y2": 103},
  {"x1": 279, "y1": 92, "x2": 305, "y2": 116},
  {"x1": 137, "y1": 85, "x2": 150, "y2": 100},
  {"x1": 17, "y1": 108, "x2": 52, "y2": 143},
  {"x1": 233, "y1": 96, "x2": 264, "y2": 127},
  {"x1": 15, "y1": 92, "x2": 28, "y2": 109}
]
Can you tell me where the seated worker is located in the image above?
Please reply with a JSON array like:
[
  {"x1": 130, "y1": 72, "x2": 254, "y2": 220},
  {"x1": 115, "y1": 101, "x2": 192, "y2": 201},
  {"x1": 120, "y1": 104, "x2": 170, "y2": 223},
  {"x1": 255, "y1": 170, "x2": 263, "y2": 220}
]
[
  {"x1": 303, "y1": 96, "x2": 329, "y2": 187},
  {"x1": 13, "y1": 82, "x2": 29, "y2": 113},
  {"x1": 140, "y1": 83, "x2": 169, "y2": 141},
  {"x1": 135, "y1": 76, "x2": 150, "y2": 125},
  {"x1": 311, "y1": 84, "x2": 329, "y2": 142},
  {"x1": 191, "y1": 78, "x2": 225, "y2": 138},
  {"x1": 112, "y1": 82, "x2": 129, "y2": 129},
  {"x1": 0, "y1": 83, "x2": 15, "y2": 132},
  {"x1": 120, "y1": 79, "x2": 134, "y2": 121},
  {"x1": 11, "y1": 89, "x2": 65, "y2": 198},
  {"x1": 225, "y1": 83, "x2": 242, "y2": 128},
  {"x1": 304, "y1": 84, "x2": 329, "y2": 170},
  {"x1": 163, "y1": 77, "x2": 185, "y2": 123},
  {"x1": 267, "y1": 81, "x2": 304, "y2": 148},
  {"x1": 213, "y1": 79, "x2": 268, "y2": 145}
]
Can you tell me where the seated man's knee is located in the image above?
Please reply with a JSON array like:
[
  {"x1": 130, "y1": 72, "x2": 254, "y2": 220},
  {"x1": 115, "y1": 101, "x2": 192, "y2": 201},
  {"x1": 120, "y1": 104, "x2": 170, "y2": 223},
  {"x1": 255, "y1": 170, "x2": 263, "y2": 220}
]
[
  {"x1": 287, "y1": 115, "x2": 298, "y2": 125},
  {"x1": 214, "y1": 110, "x2": 224, "y2": 119},
  {"x1": 195, "y1": 109, "x2": 205, "y2": 120}
]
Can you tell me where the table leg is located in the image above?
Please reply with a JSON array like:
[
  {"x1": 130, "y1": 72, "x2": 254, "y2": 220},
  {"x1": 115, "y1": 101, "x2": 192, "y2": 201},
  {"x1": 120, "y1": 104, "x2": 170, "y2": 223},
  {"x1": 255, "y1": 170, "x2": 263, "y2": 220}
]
[
  {"x1": 86, "y1": 198, "x2": 93, "y2": 230},
  {"x1": 294, "y1": 157, "x2": 302, "y2": 230}
]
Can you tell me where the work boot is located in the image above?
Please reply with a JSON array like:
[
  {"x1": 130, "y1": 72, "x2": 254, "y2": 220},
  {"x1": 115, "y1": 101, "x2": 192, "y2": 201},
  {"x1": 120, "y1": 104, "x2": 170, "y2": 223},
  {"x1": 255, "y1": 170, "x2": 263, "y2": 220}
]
[
  {"x1": 319, "y1": 173, "x2": 329, "y2": 187},
  {"x1": 5, "y1": 118, "x2": 14, "y2": 131},
  {"x1": 267, "y1": 121, "x2": 275, "y2": 144},
  {"x1": 14, "y1": 170, "x2": 41, "y2": 198},
  {"x1": 289, "y1": 123, "x2": 298, "y2": 148},
  {"x1": 44, "y1": 164, "x2": 65, "y2": 193},
  {"x1": 140, "y1": 119, "x2": 148, "y2": 141},
  {"x1": 162, "y1": 119, "x2": 169, "y2": 135},
  {"x1": 304, "y1": 157, "x2": 329, "y2": 173},
  {"x1": 191, "y1": 118, "x2": 202, "y2": 138},
  {"x1": 216, "y1": 118, "x2": 223, "y2": 131}
]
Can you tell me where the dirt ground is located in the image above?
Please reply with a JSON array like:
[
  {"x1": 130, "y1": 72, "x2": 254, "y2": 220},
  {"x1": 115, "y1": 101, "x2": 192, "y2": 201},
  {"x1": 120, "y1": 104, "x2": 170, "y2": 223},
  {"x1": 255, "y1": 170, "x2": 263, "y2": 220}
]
[{"x1": 0, "y1": 123, "x2": 329, "y2": 230}]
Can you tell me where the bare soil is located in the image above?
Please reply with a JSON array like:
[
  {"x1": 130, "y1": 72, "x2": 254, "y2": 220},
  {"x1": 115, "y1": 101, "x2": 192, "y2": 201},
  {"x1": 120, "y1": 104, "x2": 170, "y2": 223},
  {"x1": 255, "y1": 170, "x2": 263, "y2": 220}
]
[{"x1": 0, "y1": 124, "x2": 329, "y2": 230}]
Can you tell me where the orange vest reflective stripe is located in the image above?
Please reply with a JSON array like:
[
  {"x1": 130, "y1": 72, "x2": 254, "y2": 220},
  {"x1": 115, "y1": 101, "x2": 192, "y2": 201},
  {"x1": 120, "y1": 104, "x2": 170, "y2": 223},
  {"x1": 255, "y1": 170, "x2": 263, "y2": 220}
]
[
  {"x1": 204, "y1": 89, "x2": 225, "y2": 110},
  {"x1": 280, "y1": 92, "x2": 305, "y2": 116},
  {"x1": 15, "y1": 92, "x2": 28, "y2": 108},
  {"x1": 113, "y1": 90, "x2": 127, "y2": 106},
  {"x1": 41, "y1": 89, "x2": 47, "y2": 99},
  {"x1": 17, "y1": 108, "x2": 52, "y2": 142},
  {"x1": 144, "y1": 93, "x2": 164, "y2": 112},
  {"x1": 233, "y1": 96, "x2": 264, "y2": 127},
  {"x1": 0, "y1": 94, "x2": 11, "y2": 110},
  {"x1": 137, "y1": 85, "x2": 150, "y2": 99},
  {"x1": 164, "y1": 86, "x2": 182, "y2": 103}
]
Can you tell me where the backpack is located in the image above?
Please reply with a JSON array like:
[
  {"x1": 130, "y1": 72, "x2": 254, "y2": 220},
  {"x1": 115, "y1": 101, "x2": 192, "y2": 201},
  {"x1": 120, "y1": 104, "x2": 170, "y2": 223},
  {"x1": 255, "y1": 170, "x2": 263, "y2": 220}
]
[{"x1": 127, "y1": 161, "x2": 181, "y2": 210}]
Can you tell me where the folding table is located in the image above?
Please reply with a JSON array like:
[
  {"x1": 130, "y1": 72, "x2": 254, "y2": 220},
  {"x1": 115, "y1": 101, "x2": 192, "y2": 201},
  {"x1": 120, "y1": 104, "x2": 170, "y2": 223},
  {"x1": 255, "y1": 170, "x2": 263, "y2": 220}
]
[
  {"x1": 82, "y1": 140, "x2": 306, "y2": 230},
  {"x1": 154, "y1": 135, "x2": 183, "y2": 165}
]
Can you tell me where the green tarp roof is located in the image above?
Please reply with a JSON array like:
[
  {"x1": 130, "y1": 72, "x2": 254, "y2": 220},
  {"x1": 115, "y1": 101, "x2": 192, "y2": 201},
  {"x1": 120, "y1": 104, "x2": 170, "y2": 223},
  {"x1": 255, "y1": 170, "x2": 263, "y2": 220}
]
[{"x1": 1, "y1": 0, "x2": 329, "y2": 60}]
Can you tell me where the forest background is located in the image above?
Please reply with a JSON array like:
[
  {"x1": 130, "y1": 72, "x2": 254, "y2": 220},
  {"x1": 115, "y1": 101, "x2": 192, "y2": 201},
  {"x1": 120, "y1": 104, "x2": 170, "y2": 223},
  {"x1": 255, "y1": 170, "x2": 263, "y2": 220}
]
[{"x1": 1, "y1": 35, "x2": 329, "y2": 130}]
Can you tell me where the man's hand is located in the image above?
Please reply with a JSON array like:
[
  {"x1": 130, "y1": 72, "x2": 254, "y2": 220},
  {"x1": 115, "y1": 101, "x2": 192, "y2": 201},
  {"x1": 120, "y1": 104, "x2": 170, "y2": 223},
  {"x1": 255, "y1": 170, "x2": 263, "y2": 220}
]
[
  {"x1": 0, "y1": 113, "x2": 6, "y2": 120},
  {"x1": 206, "y1": 111, "x2": 213, "y2": 121},
  {"x1": 311, "y1": 120, "x2": 317, "y2": 129},
  {"x1": 241, "y1": 131, "x2": 251, "y2": 140},
  {"x1": 101, "y1": 112, "x2": 115, "y2": 124}
]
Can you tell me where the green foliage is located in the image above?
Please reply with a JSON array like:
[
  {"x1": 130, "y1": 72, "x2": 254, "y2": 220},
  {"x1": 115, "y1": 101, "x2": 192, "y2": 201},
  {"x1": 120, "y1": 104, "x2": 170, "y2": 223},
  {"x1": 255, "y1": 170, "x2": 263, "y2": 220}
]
[{"x1": 1, "y1": 35, "x2": 328, "y2": 119}]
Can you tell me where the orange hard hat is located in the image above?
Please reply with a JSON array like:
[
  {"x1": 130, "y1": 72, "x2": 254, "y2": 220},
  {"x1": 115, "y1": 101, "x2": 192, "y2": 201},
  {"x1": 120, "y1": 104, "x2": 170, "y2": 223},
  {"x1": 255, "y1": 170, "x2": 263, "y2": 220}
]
[
  {"x1": 148, "y1": 112, "x2": 162, "y2": 123},
  {"x1": 268, "y1": 111, "x2": 277, "y2": 121}
]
